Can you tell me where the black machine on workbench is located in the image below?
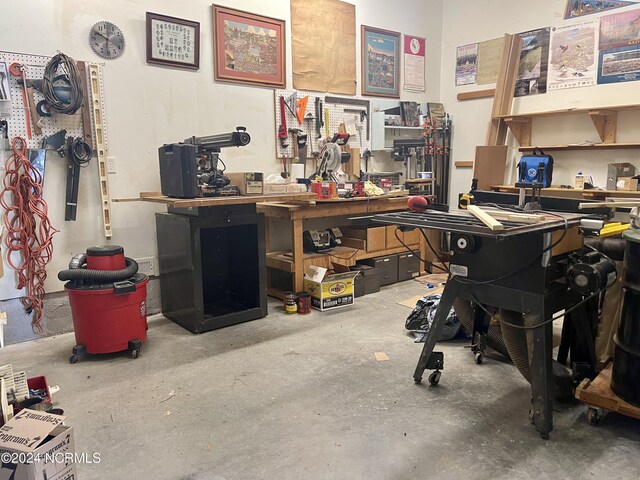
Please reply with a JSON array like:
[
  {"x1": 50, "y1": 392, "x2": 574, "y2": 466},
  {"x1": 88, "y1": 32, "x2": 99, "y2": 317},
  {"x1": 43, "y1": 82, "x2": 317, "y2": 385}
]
[
  {"x1": 362, "y1": 191, "x2": 620, "y2": 438},
  {"x1": 158, "y1": 126, "x2": 251, "y2": 198}
]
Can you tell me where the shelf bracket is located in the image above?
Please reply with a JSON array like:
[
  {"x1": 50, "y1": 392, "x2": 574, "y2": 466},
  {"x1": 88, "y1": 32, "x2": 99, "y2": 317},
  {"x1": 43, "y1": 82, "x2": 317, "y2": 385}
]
[
  {"x1": 588, "y1": 110, "x2": 617, "y2": 144},
  {"x1": 503, "y1": 116, "x2": 532, "y2": 147}
]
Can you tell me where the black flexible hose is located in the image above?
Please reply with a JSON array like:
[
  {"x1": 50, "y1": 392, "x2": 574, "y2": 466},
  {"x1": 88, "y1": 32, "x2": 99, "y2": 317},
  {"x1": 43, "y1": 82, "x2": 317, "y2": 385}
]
[
  {"x1": 58, "y1": 257, "x2": 138, "y2": 282},
  {"x1": 585, "y1": 237, "x2": 625, "y2": 261}
]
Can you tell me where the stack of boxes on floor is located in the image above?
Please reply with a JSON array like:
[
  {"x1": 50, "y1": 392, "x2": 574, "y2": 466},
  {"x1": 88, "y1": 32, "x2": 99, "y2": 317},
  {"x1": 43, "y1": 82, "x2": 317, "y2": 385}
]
[{"x1": 341, "y1": 225, "x2": 421, "y2": 298}]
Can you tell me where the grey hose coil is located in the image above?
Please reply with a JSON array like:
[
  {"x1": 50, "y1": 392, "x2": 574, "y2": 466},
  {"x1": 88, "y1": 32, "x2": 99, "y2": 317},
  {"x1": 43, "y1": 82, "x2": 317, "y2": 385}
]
[{"x1": 58, "y1": 257, "x2": 138, "y2": 283}]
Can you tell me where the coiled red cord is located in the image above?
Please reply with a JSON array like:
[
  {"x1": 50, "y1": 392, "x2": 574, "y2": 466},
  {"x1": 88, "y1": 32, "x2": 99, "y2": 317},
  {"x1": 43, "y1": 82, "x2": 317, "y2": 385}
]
[{"x1": 0, "y1": 137, "x2": 58, "y2": 334}]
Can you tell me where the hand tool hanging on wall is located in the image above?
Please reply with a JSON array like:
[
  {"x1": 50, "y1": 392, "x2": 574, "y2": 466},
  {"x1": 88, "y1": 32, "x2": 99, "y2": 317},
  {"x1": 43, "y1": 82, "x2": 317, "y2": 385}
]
[
  {"x1": 64, "y1": 137, "x2": 93, "y2": 221},
  {"x1": 278, "y1": 95, "x2": 289, "y2": 149},
  {"x1": 9, "y1": 63, "x2": 33, "y2": 139},
  {"x1": 324, "y1": 108, "x2": 330, "y2": 138},
  {"x1": 281, "y1": 155, "x2": 289, "y2": 179},
  {"x1": 314, "y1": 98, "x2": 323, "y2": 139},
  {"x1": 295, "y1": 96, "x2": 308, "y2": 124},
  {"x1": 324, "y1": 96, "x2": 370, "y2": 140},
  {"x1": 289, "y1": 128, "x2": 301, "y2": 160},
  {"x1": 285, "y1": 92, "x2": 297, "y2": 117}
]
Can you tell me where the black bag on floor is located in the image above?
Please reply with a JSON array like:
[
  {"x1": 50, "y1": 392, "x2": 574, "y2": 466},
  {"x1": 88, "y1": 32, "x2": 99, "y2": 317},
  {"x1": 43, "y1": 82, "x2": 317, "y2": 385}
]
[{"x1": 405, "y1": 293, "x2": 460, "y2": 342}]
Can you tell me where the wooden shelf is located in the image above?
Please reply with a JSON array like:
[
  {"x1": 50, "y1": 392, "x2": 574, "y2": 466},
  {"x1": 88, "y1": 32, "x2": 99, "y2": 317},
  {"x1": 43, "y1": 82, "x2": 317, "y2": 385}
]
[
  {"x1": 404, "y1": 178, "x2": 435, "y2": 184},
  {"x1": 384, "y1": 125, "x2": 423, "y2": 130},
  {"x1": 497, "y1": 103, "x2": 640, "y2": 146},
  {"x1": 491, "y1": 185, "x2": 640, "y2": 200},
  {"x1": 518, "y1": 143, "x2": 640, "y2": 152},
  {"x1": 495, "y1": 104, "x2": 640, "y2": 120}
]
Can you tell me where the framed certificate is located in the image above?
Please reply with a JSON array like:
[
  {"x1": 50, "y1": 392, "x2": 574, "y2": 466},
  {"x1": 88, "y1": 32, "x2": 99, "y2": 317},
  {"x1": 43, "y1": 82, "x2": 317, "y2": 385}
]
[{"x1": 146, "y1": 12, "x2": 200, "y2": 70}]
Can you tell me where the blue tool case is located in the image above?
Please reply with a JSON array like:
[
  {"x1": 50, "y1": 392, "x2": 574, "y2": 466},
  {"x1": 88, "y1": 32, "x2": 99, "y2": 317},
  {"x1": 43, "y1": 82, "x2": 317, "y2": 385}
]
[{"x1": 518, "y1": 148, "x2": 554, "y2": 187}]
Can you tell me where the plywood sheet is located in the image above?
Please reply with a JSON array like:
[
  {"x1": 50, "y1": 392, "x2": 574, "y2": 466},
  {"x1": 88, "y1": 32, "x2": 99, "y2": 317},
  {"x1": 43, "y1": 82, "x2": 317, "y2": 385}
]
[
  {"x1": 291, "y1": 0, "x2": 356, "y2": 94},
  {"x1": 473, "y1": 145, "x2": 509, "y2": 190}
]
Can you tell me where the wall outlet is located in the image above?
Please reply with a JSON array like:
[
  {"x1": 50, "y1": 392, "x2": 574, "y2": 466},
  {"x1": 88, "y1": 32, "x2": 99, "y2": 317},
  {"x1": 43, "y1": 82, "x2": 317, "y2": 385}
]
[
  {"x1": 136, "y1": 256, "x2": 156, "y2": 276},
  {"x1": 107, "y1": 156, "x2": 116, "y2": 174}
]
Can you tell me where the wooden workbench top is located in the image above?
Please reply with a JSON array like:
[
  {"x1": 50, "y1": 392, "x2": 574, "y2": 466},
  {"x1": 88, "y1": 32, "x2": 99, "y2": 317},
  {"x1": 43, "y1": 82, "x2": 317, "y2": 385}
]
[{"x1": 139, "y1": 191, "x2": 317, "y2": 208}]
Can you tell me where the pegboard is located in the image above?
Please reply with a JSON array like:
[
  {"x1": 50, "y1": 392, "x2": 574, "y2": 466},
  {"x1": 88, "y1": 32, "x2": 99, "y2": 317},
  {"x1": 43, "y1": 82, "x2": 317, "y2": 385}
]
[
  {"x1": 0, "y1": 51, "x2": 108, "y2": 150},
  {"x1": 274, "y1": 89, "x2": 371, "y2": 159}
]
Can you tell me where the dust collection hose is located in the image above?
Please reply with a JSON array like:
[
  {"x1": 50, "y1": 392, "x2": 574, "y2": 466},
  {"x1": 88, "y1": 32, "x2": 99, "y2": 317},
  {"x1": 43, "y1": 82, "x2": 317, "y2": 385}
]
[
  {"x1": 584, "y1": 237, "x2": 625, "y2": 261},
  {"x1": 454, "y1": 301, "x2": 573, "y2": 398},
  {"x1": 58, "y1": 257, "x2": 138, "y2": 282}
]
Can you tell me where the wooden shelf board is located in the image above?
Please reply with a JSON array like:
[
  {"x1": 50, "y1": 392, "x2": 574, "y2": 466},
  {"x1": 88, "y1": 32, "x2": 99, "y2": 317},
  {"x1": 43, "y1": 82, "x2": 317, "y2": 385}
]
[
  {"x1": 314, "y1": 190, "x2": 409, "y2": 203},
  {"x1": 454, "y1": 161, "x2": 474, "y2": 168},
  {"x1": 496, "y1": 103, "x2": 640, "y2": 120},
  {"x1": 491, "y1": 185, "x2": 640, "y2": 199},
  {"x1": 518, "y1": 143, "x2": 640, "y2": 152},
  {"x1": 140, "y1": 192, "x2": 317, "y2": 208},
  {"x1": 404, "y1": 178, "x2": 435, "y2": 184}
]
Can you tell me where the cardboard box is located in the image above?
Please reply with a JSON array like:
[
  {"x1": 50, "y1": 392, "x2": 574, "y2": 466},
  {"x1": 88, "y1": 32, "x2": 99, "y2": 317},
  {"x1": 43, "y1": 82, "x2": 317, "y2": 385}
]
[
  {"x1": 340, "y1": 227, "x2": 386, "y2": 252},
  {"x1": 0, "y1": 409, "x2": 77, "y2": 480},
  {"x1": 607, "y1": 163, "x2": 636, "y2": 191},
  {"x1": 303, "y1": 265, "x2": 358, "y2": 311},
  {"x1": 263, "y1": 183, "x2": 288, "y2": 194},
  {"x1": 226, "y1": 172, "x2": 263, "y2": 195},
  {"x1": 616, "y1": 176, "x2": 639, "y2": 191}
]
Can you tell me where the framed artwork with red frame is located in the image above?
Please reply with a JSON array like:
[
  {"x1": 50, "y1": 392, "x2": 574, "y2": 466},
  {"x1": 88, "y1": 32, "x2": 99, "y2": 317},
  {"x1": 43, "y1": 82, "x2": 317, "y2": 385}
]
[{"x1": 212, "y1": 5, "x2": 286, "y2": 88}]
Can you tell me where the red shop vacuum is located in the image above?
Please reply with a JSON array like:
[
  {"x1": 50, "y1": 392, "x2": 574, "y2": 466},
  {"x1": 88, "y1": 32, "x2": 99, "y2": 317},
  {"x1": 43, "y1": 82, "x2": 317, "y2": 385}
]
[{"x1": 58, "y1": 245, "x2": 149, "y2": 363}]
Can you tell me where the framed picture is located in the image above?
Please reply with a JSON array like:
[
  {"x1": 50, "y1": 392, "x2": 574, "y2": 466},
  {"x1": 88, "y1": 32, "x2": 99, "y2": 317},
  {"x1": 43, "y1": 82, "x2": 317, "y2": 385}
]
[
  {"x1": 146, "y1": 12, "x2": 200, "y2": 70},
  {"x1": 212, "y1": 5, "x2": 286, "y2": 88},
  {"x1": 361, "y1": 25, "x2": 401, "y2": 97}
]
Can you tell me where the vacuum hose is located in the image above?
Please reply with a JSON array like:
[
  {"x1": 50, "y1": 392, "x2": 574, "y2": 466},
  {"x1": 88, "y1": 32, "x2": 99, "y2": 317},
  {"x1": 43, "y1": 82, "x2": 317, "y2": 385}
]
[
  {"x1": 585, "y1": 237, "x2": 625, "y2": 261},
  {"x1": 58, "y1": 257, "x2": 139, "y2": 282},
  {"x1": 453, "y1": 299, "x2": 510, "y2": 358}
]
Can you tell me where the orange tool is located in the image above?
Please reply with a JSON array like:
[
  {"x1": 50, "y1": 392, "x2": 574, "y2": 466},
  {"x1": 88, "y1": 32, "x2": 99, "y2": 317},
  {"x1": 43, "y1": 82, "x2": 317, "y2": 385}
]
[{"x1": 9, "y1": 62, "x2": 33, "y2": 139}]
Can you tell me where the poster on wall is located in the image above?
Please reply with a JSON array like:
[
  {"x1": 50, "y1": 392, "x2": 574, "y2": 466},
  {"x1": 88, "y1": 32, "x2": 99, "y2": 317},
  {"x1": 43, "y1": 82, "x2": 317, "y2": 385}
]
[
  {"x1": 599, "y1": 8, "x2": 640, "y2": 50},
  {"x1": 598, "y1": 45, "x2": 640, "y2": 83},
  {"x1": 564, "y1": 0, "x2": 637, "y2": 19},
  {"x1": 291, "y1": 0, "x2": 356, "y2": 95},
  {"x1": 515, "y1": 27, "x2": 551, "y2": 97},
  {"x1": 476, "y1": 37, "x2": 505, "y2": 85},
  {"x1": 548, "y1": 20, "x2": 599, "y2": 90},
  {"x1": 361, "y1": 25, "x2": 401, "y2": 97},
  {"x1": 403, "y1": 35, "x2": 426, "y2": 92},
  {"x1": 455, "y1": 43, "x2": 478, "y2": 86}
]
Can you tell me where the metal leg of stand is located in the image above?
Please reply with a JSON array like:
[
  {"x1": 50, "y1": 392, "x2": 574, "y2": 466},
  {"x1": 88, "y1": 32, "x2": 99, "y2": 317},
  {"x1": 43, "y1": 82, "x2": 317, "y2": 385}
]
[
  {"x1": 528, "y1": 300, "x2": 553, "y2": 439},
  {"x1": 413, "y1": 279, "x2": 462, "y2": 383}
]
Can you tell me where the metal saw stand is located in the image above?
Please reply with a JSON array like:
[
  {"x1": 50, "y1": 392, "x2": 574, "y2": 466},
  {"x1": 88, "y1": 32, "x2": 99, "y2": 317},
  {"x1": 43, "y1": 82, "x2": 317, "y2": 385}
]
[{"x1": 369, "y1": 209, "x2": 586, "y2": 438}]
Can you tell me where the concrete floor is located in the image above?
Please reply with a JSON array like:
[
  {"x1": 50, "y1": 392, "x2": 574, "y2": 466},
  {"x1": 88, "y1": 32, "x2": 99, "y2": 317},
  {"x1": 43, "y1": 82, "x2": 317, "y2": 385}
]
[{"x1": 3, "y1": 280, "x2": 640, "y2": 480}]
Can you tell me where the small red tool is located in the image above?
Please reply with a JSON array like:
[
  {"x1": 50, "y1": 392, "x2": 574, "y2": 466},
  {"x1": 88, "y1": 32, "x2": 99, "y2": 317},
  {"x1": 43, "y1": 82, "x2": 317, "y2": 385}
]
[
  {"x1": 9, "y1": 63, "x2": 33, "y2": 139},
  {"x1": 278, "y1": 95, "x2": 289, "y2": 149}
]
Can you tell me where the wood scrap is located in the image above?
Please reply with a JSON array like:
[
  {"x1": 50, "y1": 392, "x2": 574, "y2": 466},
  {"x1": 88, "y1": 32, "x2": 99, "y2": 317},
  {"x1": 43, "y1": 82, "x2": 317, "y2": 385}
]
[
  {"x1": 482, "y1": 209, "x2": 545, "y2": 223},
  {"x1": 579, "y1": 201, "x2": 640, "y2": 209},
  {"x1": 467, "y1": 205, "x2": 505, "y2": 231}
]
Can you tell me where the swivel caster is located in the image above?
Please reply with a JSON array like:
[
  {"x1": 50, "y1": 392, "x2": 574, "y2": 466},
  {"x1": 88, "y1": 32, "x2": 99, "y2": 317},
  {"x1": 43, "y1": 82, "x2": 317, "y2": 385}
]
[
  {"x1": 587, "y1": 407, "x2": 601, "y2": 425},
  {"x1": 128, "y1": 339, "x2": 142, "y2": 360},
  {"x1": 69, "y1": 344, "x2": 86, "y2": 364},
  {"x1": 428, "y1": 370, "x2": 441, "y2": 385},
  {"x1": 474, "y1": 352, "x2": 484, "y2": 365}
]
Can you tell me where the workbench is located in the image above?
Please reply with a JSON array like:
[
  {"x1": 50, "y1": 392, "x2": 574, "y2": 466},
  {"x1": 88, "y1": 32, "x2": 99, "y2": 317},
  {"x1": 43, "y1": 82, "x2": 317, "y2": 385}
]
[
  {"x1": 140, "y1": 191, "x2": 316, "y2": 333},
  {"x1": 256, "y1": 193, "x2": 434, "y2": 298}
]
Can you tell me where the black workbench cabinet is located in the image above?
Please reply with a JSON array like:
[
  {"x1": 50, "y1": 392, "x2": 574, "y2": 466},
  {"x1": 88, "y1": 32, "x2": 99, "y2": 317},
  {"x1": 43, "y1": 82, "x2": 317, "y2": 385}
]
[{"x1": 155, "y1": 204, "x2": 267, "y2": 333}]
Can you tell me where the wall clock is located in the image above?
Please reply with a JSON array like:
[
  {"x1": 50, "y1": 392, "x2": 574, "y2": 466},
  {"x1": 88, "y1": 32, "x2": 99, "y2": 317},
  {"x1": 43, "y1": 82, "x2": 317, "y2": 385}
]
[{"x1": 89, "y1": 21, "x2": 125, "y2": 59}]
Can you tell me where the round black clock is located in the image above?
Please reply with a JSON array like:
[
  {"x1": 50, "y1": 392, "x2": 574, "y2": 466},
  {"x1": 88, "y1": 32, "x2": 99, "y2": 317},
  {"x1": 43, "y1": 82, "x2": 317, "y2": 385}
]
[{"x1": 89, "y1": 21, "x2": 125, "y2": 59}]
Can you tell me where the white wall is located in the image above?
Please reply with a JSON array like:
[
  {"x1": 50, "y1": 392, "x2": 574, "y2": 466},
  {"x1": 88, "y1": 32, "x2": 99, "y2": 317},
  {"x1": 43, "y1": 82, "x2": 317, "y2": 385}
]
[
  {"x1": 441, "y1": 0, "x2": 640, "y2": 205},
  {"x1": 0, "y1": 0, "x2": 443, "y2": 299}
]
